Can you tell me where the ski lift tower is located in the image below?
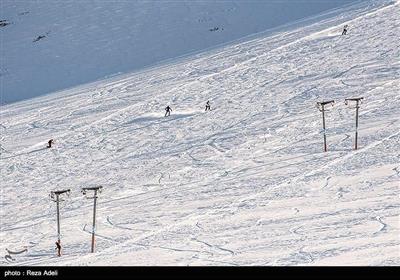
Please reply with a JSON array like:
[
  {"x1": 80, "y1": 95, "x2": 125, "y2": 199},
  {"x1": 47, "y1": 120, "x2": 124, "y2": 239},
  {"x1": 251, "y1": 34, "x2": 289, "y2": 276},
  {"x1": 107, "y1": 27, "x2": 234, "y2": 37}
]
[
  {"x1": 345, "y1": 97, "x2": 364, "y2": 150},
  {"x1": 317, "y1": 100, "x2": 335, "y2": 152},
  {"x1": 82, "y1": 186, "x2": 103, "y2": 253},
  {"x1": 50, "y1": 189, "x2": 71, "y2": 251}
]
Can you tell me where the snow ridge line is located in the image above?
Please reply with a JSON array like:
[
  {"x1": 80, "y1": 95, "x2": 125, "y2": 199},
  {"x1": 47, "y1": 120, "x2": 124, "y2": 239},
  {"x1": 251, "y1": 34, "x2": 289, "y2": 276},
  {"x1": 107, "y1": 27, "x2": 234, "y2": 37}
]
[
  {"x1": 192, "y1": 237, "x2": 235, "y2": 256},
  {"x1": 373, "y1": 216, "x2": 388, "y2": 235}
]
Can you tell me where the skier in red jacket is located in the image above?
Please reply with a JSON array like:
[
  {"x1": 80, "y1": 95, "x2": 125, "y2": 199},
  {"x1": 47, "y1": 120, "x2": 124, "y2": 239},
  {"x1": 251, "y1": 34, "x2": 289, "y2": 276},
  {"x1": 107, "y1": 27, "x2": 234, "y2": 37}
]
[{"x1": 55, "y1": 241, "x2": 61, "y2": 256}]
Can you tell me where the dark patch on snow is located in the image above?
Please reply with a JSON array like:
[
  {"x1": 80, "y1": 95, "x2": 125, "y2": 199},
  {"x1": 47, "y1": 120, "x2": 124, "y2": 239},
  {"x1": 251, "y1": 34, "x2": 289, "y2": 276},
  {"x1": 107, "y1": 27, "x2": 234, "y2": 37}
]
[
  {"x1": 0, "y1": 20, "x2": 11, "y2": 28},
  {"x1": 33, "y1": 35, "x2": 46, "y2": 42},
  {"x1": 209, "y1": 27, "x2": 224, "y2": 32},
  {"x1": 33, "y1": 31, "x2": 51, "y2": 43}
]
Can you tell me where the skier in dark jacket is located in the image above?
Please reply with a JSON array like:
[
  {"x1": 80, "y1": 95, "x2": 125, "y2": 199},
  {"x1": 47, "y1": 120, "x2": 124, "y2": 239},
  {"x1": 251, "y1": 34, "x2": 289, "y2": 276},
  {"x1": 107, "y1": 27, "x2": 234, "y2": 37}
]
[
  {"x1": 55, "y1": 241, "x2": 61, "y2": 257},
  {"x1": 342, "y1": 24, "x2": 348, "y2": 35},
  {"x1": 205, "y1": 101, "x2": 211, "y2": 111},
  {"x1": 165, "y1": 106, "x2": 172, "y2": 117},
  {"x1": 47, "y1": 139, "x2": 54, "y2": 148}
]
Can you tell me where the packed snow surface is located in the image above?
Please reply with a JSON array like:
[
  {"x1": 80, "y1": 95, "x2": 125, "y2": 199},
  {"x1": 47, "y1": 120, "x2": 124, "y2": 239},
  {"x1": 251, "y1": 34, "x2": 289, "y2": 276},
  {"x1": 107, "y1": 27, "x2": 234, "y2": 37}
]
[{"x1": 0, "y1": 0, "x2": 399, "y2": 265}]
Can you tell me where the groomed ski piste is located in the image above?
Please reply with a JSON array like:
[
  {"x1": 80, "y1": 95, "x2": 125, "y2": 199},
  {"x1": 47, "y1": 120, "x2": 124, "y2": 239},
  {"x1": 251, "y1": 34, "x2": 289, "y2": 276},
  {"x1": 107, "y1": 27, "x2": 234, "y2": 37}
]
[{"x1": 0, "y1": 0, "x2": 399, "y2": 266}]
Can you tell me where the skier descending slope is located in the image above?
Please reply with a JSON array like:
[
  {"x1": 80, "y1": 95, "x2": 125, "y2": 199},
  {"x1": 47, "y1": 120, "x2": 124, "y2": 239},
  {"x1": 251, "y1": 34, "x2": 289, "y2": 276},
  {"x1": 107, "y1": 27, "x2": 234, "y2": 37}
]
[
  {"x1": 342, "y1": 24, "x2": 348, "y2": 35},
  {"x1": 205, "y1": 100, "x2": 211, "y2": 111},
  {"x1": 47, "y1": 139, "x2": 54, "y2": 148},
  {"x1": 165, "y1": 105, "x2": 172, "y2": 117}
]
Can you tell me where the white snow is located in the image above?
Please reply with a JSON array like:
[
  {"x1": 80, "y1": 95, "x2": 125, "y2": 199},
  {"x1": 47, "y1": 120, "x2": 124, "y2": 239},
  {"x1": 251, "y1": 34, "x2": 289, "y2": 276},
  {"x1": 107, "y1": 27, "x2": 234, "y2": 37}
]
[
  {"x1": 1, "y1": 0, "x2": 360, "y2": 104},
  {"x1": 0, "y1": 0, "x2": 399, "y2": 266}
]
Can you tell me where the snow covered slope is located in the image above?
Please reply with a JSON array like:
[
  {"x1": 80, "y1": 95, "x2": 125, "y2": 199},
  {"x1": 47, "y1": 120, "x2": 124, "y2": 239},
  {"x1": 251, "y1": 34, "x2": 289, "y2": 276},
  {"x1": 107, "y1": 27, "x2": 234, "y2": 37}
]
[
  {"x1": 1, "y1": 0, "x2": 359, "y2": 104},
  {"x1": 0, "y1": 0, "x2": 399, "y2": 266}
]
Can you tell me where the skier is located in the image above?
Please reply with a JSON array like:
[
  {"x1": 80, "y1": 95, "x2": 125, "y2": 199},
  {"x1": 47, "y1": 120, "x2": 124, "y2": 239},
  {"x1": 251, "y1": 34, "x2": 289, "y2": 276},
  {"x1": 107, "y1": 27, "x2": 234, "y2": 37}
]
[
  {"x1": 342, "y1": 24, "x2": 348, "y2": 35},
  {"x1": 165, "y1": 105, "x2": 172, "y2": 117},
  {"x1": 47, "y1": 139, "x2": 54, "y2": 148},
  {"x1": 55, "y1": 241, "x2": 61, "y2": 257},
  {"x1": 205, "y1": 100, "x2": 211, "y2": 111}
]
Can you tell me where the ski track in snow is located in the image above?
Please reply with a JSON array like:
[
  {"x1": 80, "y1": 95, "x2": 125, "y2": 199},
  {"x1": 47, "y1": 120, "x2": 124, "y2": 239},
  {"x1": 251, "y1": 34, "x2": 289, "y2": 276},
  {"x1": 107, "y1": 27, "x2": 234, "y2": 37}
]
[{"x1": 1, "y1": 0, "x2": 399, "y2": 266}]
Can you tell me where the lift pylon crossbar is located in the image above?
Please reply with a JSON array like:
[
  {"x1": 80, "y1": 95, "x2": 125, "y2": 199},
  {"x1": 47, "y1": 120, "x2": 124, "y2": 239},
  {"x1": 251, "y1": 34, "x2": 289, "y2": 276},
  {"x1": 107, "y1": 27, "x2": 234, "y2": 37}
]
[
  {"x1": 317, "y1": 100, "x2": 335, "y2": 107},
  {"x1": 345, "y1": 97, "x2": 363, "y2": 102},
  {"x1": 51, "y1": 189, "x2": 71, "y2": 196},
  {"x1": 82, "y1": 186, "x2": 103, "y2": 191}
]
